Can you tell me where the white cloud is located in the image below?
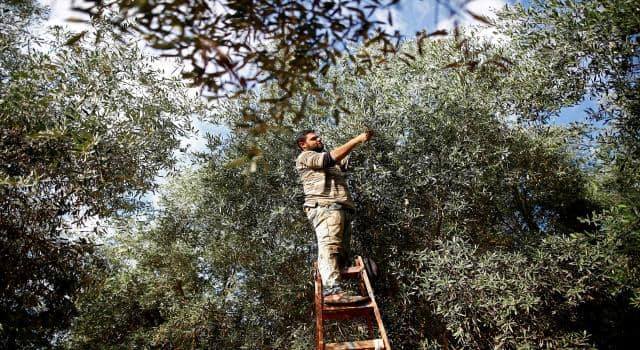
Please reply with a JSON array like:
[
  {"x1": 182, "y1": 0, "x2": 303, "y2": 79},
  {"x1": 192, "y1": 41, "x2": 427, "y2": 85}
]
[
  {"x1": 41, "y1": 0, "x2": 90, "y2": 32},
  {"x1": 435, "y1": 0, "x2": 507, "y2": 43},
  {"x1": 466, "y1": 0, "x2": 506, "y2": 18}
]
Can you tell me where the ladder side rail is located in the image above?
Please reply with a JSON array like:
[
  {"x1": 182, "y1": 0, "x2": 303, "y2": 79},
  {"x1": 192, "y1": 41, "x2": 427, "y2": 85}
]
[
  {"x1": 314, "y1": 263, "x2": 325, "y2": 350},
  {"x1": 356, "y1": 256, "x2": 391, "y2": 350},
  {"x1": 354, "y1": 258, "x2": 376, "y2": 339}
]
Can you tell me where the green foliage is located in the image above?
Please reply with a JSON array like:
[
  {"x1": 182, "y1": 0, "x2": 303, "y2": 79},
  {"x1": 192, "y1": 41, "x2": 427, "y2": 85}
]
[
  {"x1": 410, "y1": 235, "x2": 625, "y2": 349},
  {"x1": 0, "y1": 3, "x2": 200, "y2": 347},
  {"x1": 583, "y1": 205, "x2": 640, "y2": 302},
  {"x1": 503, "y1": 0, "x2": 640, "y2": 320},
  {"x1": 84, "y1": 0, "x2": 405, "y2": 93},
  {"x1": 81, "y1": 0, "x2": 414, "y2": 132},
  {"x1": 501, "y1": 0, "x2": 640, "y2": 214},
  {"x1": 501, "y1": 0, "x2": 639, "y2": 119},
  {"x1": 67, "y1": 161, "x2": 315, "y2": 348}
]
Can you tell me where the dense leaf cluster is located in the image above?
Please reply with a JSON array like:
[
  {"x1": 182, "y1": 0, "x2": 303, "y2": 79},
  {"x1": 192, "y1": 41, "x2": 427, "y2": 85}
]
[
  {"x1": 81, "y1": 0, "x2": 405, "y2": 94},
  {"x1": 78, "y1": 0, "x2": 492, "y2": 124}
]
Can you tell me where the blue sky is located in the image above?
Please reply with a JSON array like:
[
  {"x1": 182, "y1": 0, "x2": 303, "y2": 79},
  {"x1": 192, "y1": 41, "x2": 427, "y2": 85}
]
[{"x1": 382, "y1": 0, "x2": 508, "y2": 34}]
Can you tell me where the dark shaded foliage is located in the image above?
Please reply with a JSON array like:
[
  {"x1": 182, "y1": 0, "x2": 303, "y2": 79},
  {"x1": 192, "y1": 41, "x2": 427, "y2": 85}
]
[
  {"x1": 77, "y1": 0, "x2": 498, "y2": 126},
  {"x1": 81, "y1": 0, "x2": 405, "y2": 94}
]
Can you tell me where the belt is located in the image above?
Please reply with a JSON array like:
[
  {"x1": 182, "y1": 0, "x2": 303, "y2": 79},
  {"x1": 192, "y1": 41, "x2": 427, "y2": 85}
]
[{"x1": 304, "y1": 202, "x2": 355, "y2": 212}]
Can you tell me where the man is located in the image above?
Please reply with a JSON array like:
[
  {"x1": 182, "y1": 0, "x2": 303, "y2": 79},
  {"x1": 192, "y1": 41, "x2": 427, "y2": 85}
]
[{"x1": 295, "y1": 129, "x2": 373, "y2": 303}]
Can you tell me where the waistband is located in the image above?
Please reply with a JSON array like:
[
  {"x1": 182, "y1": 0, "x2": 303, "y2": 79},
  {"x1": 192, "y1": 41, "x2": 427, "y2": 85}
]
[{"x1": 303, "y1": 201, "x2": 355, "y2": 212}]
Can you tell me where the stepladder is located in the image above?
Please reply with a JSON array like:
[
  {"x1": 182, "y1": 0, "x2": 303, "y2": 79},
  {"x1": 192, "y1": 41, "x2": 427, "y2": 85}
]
[{"x1": 314, "y1": 256, "x2": 391, "y2": 350}]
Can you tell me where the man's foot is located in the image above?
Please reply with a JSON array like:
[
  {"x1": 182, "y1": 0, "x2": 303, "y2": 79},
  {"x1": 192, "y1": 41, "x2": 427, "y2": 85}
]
[
  {"x1": 324, "y1": 292, "x2": 370, "y2": 304},
  {"x1": 322, "y1": 286, "x2": 344, "y2": 297}
]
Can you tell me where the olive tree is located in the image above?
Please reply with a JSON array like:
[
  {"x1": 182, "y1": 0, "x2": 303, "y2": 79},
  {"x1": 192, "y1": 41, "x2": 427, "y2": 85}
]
[
  {"x1": 0, "y1": 2, "x2": 201, "y2": 347},
  {"x1": 66, "y1": 31, "x2": 602, "y2": 350}
]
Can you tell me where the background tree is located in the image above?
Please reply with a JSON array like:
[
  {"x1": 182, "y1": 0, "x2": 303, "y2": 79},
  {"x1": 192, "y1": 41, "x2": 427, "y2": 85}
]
[
  {"x1": 503, "y1": 0, "x2": 640, "y2": 336},
  {"x1": 0, "y1": 2, "x2": 202, "y2": 347}
]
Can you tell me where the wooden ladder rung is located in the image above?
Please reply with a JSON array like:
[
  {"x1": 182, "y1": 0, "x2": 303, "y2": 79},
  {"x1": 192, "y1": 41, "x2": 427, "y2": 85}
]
[
  {"x1": 340, "y1": 265, "x2": 363, "y2": 278},
  {"x1": 323, "y1": 301, "x2": 374, "y2": 320},
  {"x1": 325, "y1": 339, "x2": 385, "y2": 350}
]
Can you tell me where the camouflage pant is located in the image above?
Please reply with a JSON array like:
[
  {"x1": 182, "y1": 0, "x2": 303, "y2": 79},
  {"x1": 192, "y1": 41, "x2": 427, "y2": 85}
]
[{"x1": 305, "y1": 204, "x2": 353, "y2": 296}]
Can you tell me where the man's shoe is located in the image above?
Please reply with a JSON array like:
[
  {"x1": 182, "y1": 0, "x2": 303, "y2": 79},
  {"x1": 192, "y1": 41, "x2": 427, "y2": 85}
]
[
  {"x1": 324, "y1": 292, "x2": 370, "y2": 304},
  {"x1": 322, "y1": 286, "x2": 344, "y2": 297}
]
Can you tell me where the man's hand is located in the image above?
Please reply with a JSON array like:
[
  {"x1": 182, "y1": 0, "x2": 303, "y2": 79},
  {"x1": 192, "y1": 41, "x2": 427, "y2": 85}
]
[
  {"x1": 365, "y1": 129, "x2": 374, "y2": 142},
  {"x1": 357, "y1": 129, "x2": 374, "y2": 143},
  {"x1": 330, "y1": 129, "x2": 375, "y2": 162}
]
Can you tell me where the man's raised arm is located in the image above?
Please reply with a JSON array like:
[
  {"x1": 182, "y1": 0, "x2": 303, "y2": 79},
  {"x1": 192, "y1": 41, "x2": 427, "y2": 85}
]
[{"x1": 330, "y1": 130, "x2": 374, "y2": 162}]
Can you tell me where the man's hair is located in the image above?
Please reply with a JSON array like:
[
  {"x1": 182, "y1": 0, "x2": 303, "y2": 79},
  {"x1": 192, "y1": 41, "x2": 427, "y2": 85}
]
[{"x1": 296, "y1": 129, "x2": 315, "y2": 150}]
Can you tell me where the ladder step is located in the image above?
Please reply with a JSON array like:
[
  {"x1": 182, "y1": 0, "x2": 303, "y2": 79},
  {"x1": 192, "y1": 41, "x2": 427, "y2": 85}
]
[
  {"x1": 325, "y1": 339, "x2": 385, "y2": 350},
  {"x1": 340, "y1": 265, "x2": 363, "y2": 278},
  {"x1": 323, "y1": 301, "x2": 375, "y2": 320}
]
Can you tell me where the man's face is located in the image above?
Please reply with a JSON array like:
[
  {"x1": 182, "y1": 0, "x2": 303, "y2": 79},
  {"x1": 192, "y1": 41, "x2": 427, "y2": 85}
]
[{"x1": 301, "y1": 132, "x2": 324, "y2": 152}]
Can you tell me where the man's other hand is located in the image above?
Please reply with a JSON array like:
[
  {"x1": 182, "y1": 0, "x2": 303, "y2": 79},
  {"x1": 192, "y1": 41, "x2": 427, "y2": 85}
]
[
  {"x1": 359, "y1": 129, "x2": 374, "y2": 143},
  {"x1": 329, "y1": 129, "x2": 374, "y2": 162}
]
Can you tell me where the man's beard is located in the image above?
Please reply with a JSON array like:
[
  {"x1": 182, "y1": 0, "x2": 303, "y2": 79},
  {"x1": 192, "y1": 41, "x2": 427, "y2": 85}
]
[{"x1": 312, "y1": 144, "x2": 324, "y2": 152}]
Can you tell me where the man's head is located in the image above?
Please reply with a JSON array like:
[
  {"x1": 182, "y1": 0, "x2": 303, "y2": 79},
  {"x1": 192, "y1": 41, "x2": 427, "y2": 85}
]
[{"x1": 296, "y1": 129, "x2": 324, "y2": 152}]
